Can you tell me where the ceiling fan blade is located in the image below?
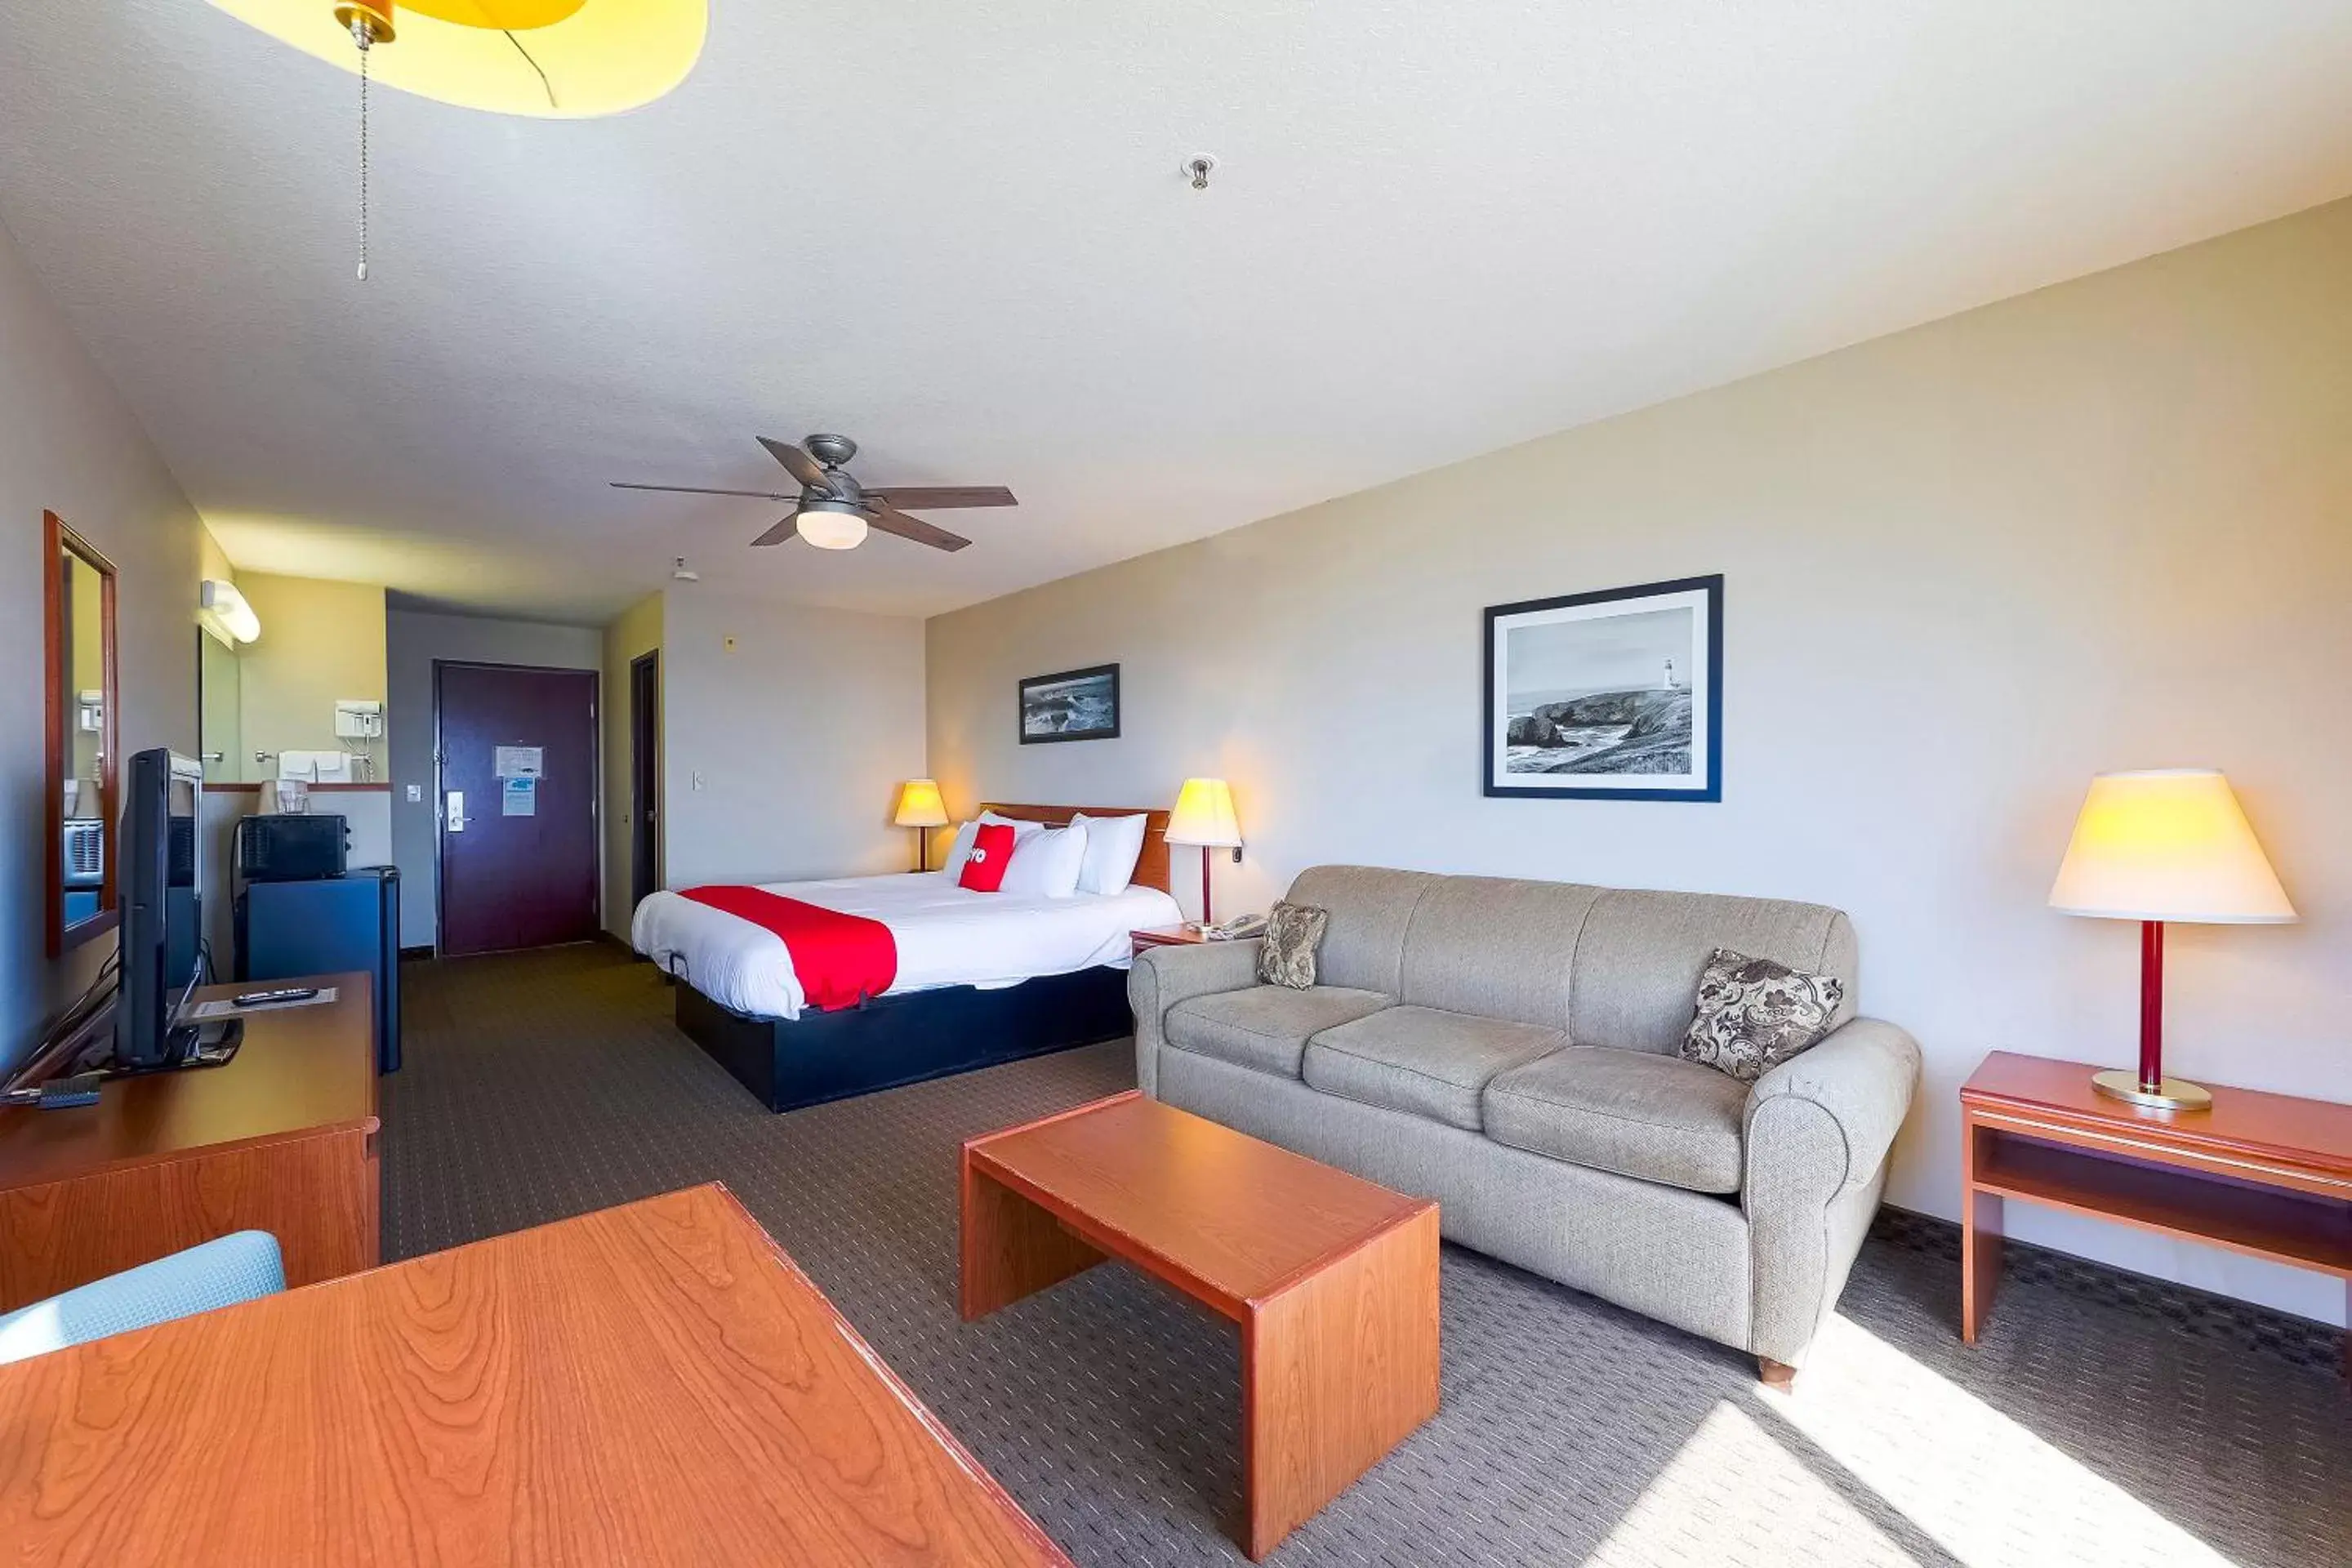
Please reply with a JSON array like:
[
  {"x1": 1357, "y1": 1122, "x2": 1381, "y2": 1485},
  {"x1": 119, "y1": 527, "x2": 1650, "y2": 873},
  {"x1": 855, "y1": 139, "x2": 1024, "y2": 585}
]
[
  {"x1": 862, "y1": 485, "x2": 1018, "y2": 510},
  {"x1": 612, "y1": 482, "x2": 800, "y2": 501},
  {"x1": 757, "y1": 437, "x2": 835, "y2": 492},
  {"x1": 750, "y1": 516, "x2": 801, "y2": 546},
  {"x1": 866, "y1": 504, "x2": 971, "y2": 552}
]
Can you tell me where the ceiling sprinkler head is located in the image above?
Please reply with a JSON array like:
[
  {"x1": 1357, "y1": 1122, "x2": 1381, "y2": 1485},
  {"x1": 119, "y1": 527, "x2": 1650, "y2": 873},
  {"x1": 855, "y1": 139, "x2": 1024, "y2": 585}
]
[
  {"x1": 671, "y1": 556, "x2": 700, "y2": 582},
  {"x1": 1183, "y1": 154, "x2": 1217, "y2": 191}
]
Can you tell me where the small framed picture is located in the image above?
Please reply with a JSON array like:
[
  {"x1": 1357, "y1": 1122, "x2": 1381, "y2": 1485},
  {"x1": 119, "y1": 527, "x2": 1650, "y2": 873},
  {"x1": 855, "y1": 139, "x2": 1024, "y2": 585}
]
[
  {"x1": 1484, "y1": 575, "x2": 1722, "y2": 801},
  {"x1": 1018, "y1": 663, "x2": 1120, "y2": 745}
]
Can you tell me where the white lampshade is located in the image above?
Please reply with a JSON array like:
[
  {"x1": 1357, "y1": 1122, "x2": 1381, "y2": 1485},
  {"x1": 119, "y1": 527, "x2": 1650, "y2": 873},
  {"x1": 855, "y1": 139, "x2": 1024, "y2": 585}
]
[
  {"x1": 2049, "y1": 769, "x2": 2296, "y2": 924},
  {"x1": 1166, "y1": 777, "x2": 1242, "y2": 848},
  {"x1": 893, "y1": 778, "x2": 948, "y2": 828},
  {"x1": 796, "y1": 502, "x2": 869, "y2": 550}
]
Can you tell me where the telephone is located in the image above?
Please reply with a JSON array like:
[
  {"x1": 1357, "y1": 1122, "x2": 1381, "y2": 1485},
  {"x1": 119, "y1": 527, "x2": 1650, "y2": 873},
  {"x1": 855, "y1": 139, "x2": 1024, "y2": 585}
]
[{"x1": 1193, "y1": 912, "x2": 1268, "y2": 942}]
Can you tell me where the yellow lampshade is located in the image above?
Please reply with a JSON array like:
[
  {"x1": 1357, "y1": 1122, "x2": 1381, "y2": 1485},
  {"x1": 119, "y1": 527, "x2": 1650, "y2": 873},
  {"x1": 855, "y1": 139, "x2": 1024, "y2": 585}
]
[
  {"x1": 1166, "y1": 777, "x2": 1242, "y2": 848},
  {"x1": 2049, "y1": 770, "x2": 2296, "y2": 924},
  {"x1": 209, "y1": 0, "x2": 706, "y2": 118},
  {"x1": 893, "y1": 779, "x2": 948, "y2": 829}
]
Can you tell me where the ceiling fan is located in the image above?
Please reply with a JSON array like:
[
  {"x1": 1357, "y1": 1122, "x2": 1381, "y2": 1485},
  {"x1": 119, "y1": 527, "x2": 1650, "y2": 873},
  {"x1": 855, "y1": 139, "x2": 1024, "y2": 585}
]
[{"x1": 611, "y1": 434, "x2": 1015, "y2": 553}]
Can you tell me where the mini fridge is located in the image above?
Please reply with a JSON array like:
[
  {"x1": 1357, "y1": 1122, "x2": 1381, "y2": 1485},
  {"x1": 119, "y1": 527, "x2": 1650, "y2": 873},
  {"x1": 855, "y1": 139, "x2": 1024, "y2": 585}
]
[{"x1": 234, "y1": 865, "x2": 402, "y2": 1074}]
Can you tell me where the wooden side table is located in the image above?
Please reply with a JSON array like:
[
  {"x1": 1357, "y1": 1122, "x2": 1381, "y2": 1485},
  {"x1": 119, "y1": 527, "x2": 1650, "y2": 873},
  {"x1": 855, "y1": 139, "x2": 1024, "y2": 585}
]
[
  {"x1": 1130, "y1": 924, "x2": 1211, "y2": 958},
  {"x1": 1959, "y1": 1051, "x2": 2351, "y2": 1374}
]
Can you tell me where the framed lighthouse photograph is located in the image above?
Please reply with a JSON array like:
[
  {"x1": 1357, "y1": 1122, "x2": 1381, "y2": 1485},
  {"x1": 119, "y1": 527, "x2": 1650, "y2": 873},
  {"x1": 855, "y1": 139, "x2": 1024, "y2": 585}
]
[{"x1": 1483, "y1": 575, "x2": 1722, "y2": 801}]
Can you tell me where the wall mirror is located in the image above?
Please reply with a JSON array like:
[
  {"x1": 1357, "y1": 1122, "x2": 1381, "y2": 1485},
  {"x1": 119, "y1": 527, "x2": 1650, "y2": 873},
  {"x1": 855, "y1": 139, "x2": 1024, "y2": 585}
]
[{"x1": 46, "y1": 512, "x2": 118, "y2": 956}]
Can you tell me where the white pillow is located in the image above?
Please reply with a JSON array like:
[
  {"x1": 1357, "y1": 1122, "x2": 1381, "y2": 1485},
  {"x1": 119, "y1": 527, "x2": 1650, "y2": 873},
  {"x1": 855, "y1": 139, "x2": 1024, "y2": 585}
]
[
  {"x1": 1069, "y1": 812, "x2": 1148, "y2": 896},
  {"x1": 998, "y1": 823, "x2": 1088, "y2": 898},
  {"x1": 942, "y1": 813, "x2": 1043, "y2": 881}
]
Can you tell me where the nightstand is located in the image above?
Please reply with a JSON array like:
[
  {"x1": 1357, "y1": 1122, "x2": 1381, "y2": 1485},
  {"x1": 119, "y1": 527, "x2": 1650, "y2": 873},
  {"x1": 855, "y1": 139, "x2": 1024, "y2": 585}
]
[
  {"x1": 1959, "y1": 1051, "x2": 2352, "y2": 1377},
  {"x1": 1129, "y1": 925, "x2": 1210, "y2": 959}
]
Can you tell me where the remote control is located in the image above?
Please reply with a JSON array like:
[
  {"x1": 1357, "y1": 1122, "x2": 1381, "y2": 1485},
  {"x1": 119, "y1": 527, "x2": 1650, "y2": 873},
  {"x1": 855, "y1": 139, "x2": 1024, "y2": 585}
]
[
  {"x1": 233, "y1": 986, "x2": 319, "y2": 1008},
  {"x1": 38, "y1": 1073, "x2": 103, "y2": 1108}
]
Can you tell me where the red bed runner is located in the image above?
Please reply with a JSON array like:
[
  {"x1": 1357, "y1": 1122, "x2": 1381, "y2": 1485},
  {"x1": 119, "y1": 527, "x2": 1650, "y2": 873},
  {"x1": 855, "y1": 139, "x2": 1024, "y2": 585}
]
[{"x1": 680, "y1": 886, "x2": 898, "y2": 1012}]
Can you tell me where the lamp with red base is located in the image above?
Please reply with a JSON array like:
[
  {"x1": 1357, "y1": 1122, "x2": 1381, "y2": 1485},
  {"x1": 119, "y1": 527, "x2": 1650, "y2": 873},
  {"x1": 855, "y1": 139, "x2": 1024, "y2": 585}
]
[
  {"x1": 2047, "y1": 769, "x2": 2296, "y2": 1111},
  {"x1": 1165, "y1": 777, "x2": 1242, "y2": 925}
]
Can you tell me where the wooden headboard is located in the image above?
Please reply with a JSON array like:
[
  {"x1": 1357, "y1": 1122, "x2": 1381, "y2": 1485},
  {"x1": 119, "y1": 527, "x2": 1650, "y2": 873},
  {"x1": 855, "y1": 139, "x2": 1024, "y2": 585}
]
[{"x1": 976, "y1": 804, "x2": 1172, "y2": 894}]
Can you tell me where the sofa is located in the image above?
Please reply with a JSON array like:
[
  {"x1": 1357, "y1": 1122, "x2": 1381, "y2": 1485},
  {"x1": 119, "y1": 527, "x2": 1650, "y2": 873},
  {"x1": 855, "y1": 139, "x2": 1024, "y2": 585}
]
[{"x1": 1129, "y1": 865, "x2": 1921, "y2": 1379}]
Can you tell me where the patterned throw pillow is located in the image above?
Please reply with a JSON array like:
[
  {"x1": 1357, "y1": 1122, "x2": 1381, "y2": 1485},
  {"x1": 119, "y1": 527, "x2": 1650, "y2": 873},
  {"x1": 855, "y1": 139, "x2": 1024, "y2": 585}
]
[
  {"x1": 1255, "y1": 902, "x2": 1329, "y2": 991},
  {"x1": 1678, "y1": 947, "x2": 1846, "y2": 1083}
]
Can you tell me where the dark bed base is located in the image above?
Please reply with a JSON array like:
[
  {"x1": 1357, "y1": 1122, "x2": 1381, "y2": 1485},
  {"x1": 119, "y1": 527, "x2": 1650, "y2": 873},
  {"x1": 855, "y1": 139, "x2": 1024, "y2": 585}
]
[{"x1": 673, "y1": 964, "x2": 1135, "y2": 1112}]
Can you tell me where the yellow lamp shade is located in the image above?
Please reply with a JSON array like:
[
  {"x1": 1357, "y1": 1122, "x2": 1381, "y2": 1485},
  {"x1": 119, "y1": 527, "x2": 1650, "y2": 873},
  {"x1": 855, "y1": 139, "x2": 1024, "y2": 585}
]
[
  {"x1": 2048, "y1": 769, "x2": 2296, "y2": 924},
  {"x1": 1166, "y1": 777, "x2": 1242, "y2": 848},
  {"x1": 209, "y1": 0, "x2": 706, "y2": 118},
  {"x1": 893, "y1": 779, "x2": 948, "y2": 830}
]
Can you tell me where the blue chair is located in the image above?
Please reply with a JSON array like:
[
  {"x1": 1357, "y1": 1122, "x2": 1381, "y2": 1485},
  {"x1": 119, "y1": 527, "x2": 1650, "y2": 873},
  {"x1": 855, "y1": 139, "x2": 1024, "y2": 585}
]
[{"x1": 0, "y1": 1232, "x2": 285, "y2": 1365}]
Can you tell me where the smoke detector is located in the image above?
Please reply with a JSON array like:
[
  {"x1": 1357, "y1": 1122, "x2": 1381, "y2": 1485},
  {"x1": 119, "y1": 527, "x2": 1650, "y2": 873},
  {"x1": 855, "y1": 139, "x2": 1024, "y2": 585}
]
[{"x1": 671, "y1": 556, "x2": 700, "y2": 582}]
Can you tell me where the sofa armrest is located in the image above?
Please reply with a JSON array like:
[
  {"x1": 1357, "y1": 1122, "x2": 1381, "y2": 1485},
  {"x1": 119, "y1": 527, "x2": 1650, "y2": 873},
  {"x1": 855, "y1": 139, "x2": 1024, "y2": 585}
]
[
  {"x1": 1128, "y1": 940, "x2": 1264, "y2": 1097},
  {"x1": 1745, "y1": 1016, "x2": 1921, "y2": 1196},
  {"x1": 1741, "y1": 1015, "x2": 1922, "y2": 1366}
]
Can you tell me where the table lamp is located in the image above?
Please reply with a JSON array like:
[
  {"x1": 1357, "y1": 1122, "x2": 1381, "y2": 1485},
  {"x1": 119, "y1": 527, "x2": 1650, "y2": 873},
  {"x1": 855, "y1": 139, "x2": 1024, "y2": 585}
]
[
  {"x1": 1166, "y1": 777, "x2": 1242, "y2": 924},
  {"x1": 2047, "y1": 769, "x2": 2296, "y2": 1110},
  {"x1": 893, "y1": 779, "x2": 949, "y2": 871}
]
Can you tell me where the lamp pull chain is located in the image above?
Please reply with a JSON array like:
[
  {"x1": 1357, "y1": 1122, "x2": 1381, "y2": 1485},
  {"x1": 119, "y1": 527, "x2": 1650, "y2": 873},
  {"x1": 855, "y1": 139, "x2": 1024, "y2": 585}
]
[{"x1": 354, "y1": 16, "x2": 372, "y2": 283}]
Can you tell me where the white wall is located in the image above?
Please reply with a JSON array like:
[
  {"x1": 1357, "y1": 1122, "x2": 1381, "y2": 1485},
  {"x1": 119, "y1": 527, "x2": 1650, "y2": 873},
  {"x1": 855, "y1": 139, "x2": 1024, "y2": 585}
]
[
  {"x1": 385, "y1": 608, "x2": 604, "y2": 949},
  {"x1": 661, "y1": 589, "x2": 925, "y2": 890},
  {"x1": 929, "y1": 198, "x2": 2352, "y2": 1325},
  {"x1": 0, "y1": 216, "x2": 210, "y2": 1076}
]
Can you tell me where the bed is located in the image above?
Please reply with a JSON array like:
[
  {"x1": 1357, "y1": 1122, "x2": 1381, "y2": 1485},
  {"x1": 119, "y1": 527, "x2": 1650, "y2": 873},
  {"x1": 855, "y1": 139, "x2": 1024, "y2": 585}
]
[{"x1": 633, "y1": 804, "x2": 1179, "y2": 1111}]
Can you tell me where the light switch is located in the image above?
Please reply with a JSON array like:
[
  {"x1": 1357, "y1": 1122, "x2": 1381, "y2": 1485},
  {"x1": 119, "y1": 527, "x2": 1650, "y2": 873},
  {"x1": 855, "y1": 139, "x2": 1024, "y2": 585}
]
[
  {"x1": 406, "y1": 784, "x2": 421, "y2": 803},
  {"x1": 693, "y1": 771, "x2": 706, "y2": 791},
  {"x1": 723, "y1": 635, "x2": 737, "y2": 653}
]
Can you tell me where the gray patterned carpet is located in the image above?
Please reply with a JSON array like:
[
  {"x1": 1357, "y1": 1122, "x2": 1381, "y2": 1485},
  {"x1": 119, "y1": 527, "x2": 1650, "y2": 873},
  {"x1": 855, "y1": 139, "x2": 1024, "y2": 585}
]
[{"x1": 381, "y1": 945, "x2": 2350, "y2": 1567}]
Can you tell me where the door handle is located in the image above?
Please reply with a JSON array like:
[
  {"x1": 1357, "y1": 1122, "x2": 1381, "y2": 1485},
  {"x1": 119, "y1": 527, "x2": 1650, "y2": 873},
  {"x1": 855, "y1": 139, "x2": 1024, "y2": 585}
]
[{"x1": 447, "y1": 790, "x2": 466, "y2": 831}]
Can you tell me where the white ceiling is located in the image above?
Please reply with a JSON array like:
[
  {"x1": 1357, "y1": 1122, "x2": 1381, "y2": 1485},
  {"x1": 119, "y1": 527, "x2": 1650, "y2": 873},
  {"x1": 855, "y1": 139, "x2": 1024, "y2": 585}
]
[{"x1": 3, "y1": 2, "x2": 2350, "y2": 625}]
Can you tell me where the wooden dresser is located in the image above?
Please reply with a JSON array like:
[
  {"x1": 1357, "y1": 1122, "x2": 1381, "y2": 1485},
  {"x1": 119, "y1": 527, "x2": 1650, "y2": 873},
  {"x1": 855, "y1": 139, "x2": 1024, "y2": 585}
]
[{"x1": 0, "y1": 973, "x2": 379, "y2": 1312}]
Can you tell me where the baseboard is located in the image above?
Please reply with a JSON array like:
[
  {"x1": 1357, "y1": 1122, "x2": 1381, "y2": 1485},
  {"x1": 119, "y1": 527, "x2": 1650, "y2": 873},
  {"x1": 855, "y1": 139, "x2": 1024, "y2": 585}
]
[{"x1": 1870, "y1": 1205, "x2": 2343, "y2": 1377}]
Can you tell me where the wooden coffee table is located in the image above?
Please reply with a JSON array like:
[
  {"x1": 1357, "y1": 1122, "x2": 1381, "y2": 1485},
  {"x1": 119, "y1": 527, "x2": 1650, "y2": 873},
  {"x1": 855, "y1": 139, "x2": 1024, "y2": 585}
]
[{"x1": 960, "y1": 1090, "x2": 1440, "y2": 1560}]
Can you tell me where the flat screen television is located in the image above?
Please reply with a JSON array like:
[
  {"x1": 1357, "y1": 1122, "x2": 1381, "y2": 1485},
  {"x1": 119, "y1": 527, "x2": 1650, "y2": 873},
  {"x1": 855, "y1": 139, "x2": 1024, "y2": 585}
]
[{"x1": 114, "y1": 747, "x2": 208, "y2": 1069}]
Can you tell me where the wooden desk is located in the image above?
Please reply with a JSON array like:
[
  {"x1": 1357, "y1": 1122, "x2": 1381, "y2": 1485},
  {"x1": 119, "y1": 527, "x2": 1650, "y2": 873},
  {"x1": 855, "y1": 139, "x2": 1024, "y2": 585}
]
[
  {"x1": 1959, "y1": 1051, "x2": 2352, "y2": 1372},
  {"x1": 962, "y1": 1091, "x2": 1440, "y2": 1561},
  {"x1": 0, "y1": 973, "x2": 378, "y2": 1312},
  {"x1": 0, "y1": 1184, "x2": 1072, "y2": 1568}
]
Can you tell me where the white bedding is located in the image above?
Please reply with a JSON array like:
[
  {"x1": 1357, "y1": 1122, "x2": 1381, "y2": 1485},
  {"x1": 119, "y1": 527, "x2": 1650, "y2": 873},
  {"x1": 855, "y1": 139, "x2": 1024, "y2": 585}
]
[{"x1": 630, "y1": 871, "x2": 1184, "y2": 1021}]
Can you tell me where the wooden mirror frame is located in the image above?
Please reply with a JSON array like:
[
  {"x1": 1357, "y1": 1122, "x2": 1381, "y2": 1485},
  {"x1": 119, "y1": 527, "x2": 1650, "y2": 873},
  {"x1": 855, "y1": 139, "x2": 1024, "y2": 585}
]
[{"x1": 46, "y1": 511, "x2": 119, "y2": 956}]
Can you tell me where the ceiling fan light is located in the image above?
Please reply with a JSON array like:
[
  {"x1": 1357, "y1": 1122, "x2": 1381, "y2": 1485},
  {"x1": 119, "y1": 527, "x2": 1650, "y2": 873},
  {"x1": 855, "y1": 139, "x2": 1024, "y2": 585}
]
[{"x1": 796, "y1": 503, "x2": 869, "y2": 550}]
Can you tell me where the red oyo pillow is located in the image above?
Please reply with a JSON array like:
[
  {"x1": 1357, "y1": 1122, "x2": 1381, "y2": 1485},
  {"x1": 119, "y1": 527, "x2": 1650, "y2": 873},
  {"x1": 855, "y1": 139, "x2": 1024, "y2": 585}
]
[{"x1": 957, "y1": 822, "x2": 1018, "y2": 892}]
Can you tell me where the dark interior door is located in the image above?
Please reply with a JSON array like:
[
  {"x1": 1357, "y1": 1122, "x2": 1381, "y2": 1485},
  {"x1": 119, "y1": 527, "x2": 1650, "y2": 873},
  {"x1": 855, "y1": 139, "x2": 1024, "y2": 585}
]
[
  {"x1": 630, "y1": 650, "x2": 659, "y2": 911},
  {"x1": 437, "y1": 662, "x2": 599, "y2": 957}
]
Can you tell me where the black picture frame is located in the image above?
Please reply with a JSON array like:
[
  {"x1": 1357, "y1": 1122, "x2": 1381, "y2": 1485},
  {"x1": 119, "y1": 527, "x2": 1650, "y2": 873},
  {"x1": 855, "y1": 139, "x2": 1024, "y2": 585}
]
[
  {"x1": 1018, "y1": 662, "x2": 1121, "y2": 745},
  {"x1": 1482, "y1": 575, "x2": 1723, "y2": 802}
]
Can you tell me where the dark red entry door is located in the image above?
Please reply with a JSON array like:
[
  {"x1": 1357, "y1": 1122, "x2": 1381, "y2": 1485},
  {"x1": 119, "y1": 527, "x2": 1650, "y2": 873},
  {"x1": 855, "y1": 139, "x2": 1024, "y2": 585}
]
[{"x1": 436, "y1": 662, "x2": 599, "y2": 956}]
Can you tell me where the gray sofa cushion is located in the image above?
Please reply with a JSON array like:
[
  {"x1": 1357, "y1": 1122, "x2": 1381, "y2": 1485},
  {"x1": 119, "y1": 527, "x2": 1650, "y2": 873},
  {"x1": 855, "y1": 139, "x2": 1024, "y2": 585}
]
[
  {"x1": 1567, "y1": 888, "x2": 1858, "y2": 1054},
  {"x1": 1303, "y1": 1004, "x2": 1566, "y2": 1130},
  {"x1": 1483, "y1": 1045, "x2": 1750, "y2": 1194},
  {"x1": 1165, "y1": 985, "x2": 1392, "y2": 1079},
  {"x1": 1397, "y1": 875, "x2": 1601, "y2": 1029},
  {"x1": 1282, "y1": 866, "x2": 1442, "y2": 995}
]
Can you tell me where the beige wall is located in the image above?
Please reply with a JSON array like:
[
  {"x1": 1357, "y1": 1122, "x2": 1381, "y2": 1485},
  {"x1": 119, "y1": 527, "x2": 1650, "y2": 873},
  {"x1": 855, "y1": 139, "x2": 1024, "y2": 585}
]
[
  {"x1": 600, "y1": 594, "x2": 662, "y2": 938},
  {"x1": 661, "y1": 589, "x2": 924, "y2": 893},
  {"x1": 235, "y1": 572, "x2": 387, "y2": 782},
  {"x1": 0, "y1": 216, "x2": 209, "y2": 1074},
  {"x1": 385, "y1": 608, "x2": 604, "y2": 949},
  {"x1": 929, "y1": 197, "x2": 2352, "y2": 1324}
]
